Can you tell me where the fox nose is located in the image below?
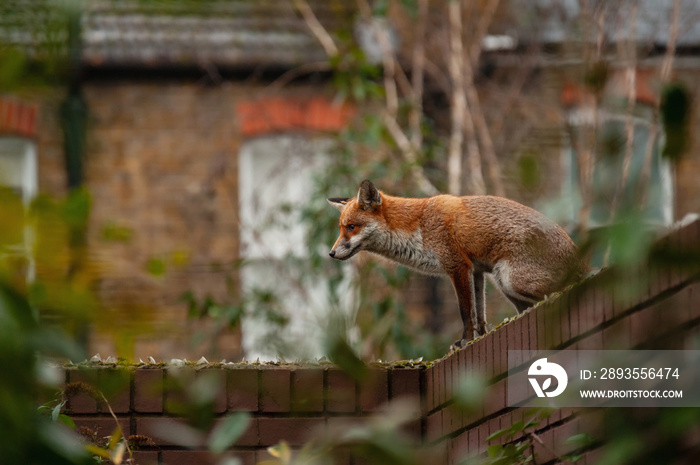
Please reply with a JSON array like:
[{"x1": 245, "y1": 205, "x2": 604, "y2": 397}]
[{"x1": 329, "y1": 250, "x2": 336, "y2": 258}]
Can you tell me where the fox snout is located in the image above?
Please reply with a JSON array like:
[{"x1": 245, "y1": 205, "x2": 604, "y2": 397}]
[{"x1": 328, "y1": 240, "x2": 360, "y2": 260}]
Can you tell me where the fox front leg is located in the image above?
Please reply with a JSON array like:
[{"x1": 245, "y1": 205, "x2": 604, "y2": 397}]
[
  {"x1": 449, "y1": 266, "x2": 478, "y2": 351},
  {"x1": 473, "y1": 271, "x2": 487, "y2": 336}
]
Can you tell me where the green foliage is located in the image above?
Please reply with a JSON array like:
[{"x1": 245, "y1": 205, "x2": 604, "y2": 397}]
[
  {"x1": 0, "y1": 187, "x2": 94, "y2": 464},
  {"x1": 477, "y1": 409, "x2": 550, "y2": 465},
  {"x1": 516, "y1": 153, "x2": 541, "y2": 190},
  {"x1": 208, "y1": 412, "x2": 252, "y2": 455}
]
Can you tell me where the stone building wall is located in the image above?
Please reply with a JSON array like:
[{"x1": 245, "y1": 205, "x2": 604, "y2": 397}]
[{"x1": 33, "y1": 81, "x2": 355, "y2": 360}]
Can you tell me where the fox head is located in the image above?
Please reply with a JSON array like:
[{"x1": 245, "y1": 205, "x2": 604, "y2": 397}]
[{"x1": 327, "y1": 180, "x2": 383, "y2": 260}]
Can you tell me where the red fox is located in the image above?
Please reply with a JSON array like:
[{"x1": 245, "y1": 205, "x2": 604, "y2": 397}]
[{"x1": 328, "y1": 180, "x2": 586, "y2": 350}]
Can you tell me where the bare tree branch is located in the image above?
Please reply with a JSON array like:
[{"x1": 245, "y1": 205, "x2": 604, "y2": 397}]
[
  {"x1": 356, "y1": 0, "x2": 399, "y2": 116},
  {"x1": 447, "y1": 0, "x2": 467, "y2": 195},
  {"x1": 464, "y1": 43, "x2": 504, "y2": 196},
  {"x1": 267, "y1": 61, "x2": 332, "y2": 91},
  {"x1": 639, "y1": 0, "x2": 681, "y2": 204},
  {"x1": 661, "y1": 0, "x2": 681, "y2": 83},
  {"x1": 610, "y1": 1, "x2": 638, "y2": 217},
  {"x1": 383, "y1": 112, "x2": 440, "y2": 196},
  {"x1": 575, "y1": 0, "x2": 608, "y2": 236},
  {"x1": 409, "y1": 0, "x2": 428, "y2": 150},
  {"x1": 293, "y1": 0, "x2": 338, "y2": 58},
  {"x1": 469, "y1": 0, "x2": 501, "y2": 66}
]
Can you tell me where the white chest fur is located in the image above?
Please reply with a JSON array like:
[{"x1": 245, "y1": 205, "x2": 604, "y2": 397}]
[{"x1": 368, "y1": 227, "x2": 444, "y2": 275}]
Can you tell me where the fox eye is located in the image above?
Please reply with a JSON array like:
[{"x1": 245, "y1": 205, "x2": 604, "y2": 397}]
[{"x1": 346, "y1": 224, "x2": 356, "y2": 232}]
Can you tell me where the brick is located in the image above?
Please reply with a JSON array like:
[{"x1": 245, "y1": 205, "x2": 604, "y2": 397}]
[
  {"x1": 483, "y1": 379, "x2": 506, "y2": 418},
  {"x1": 165, "y1": 366, "x2": 195, "y2": 414},
  {"x1": 134, "y1": 368, "x2": 163, "y2": 413},
  {"x1": 580, "y1": 447, "x2": 605, "y2": 465},
  {"x1": 495, "y1": 411, "x2": 512, "y2": 445},
  {"x1": 359, "y1": 368, "x2": 388, "y2": 413},
  {"x1": 260, "y1": 369, "x2": 290, "y2": 413},
  {"x1": 476, "y1": 421, "x2": 490, "y2": 455},
  {"x1": 457, "y1": 346, "x2": 467, "y2": 378},
  {"x1": 195, "y1": 368, "x2": 227, "y2": 414},
  {"x1": 425, "y1": 367, "x2": 435, "y2": 413},
  {"x1": 560, "y1": 293, "x2": 572, "y2": 345},
  {"x1": 235, "y1": 418, "x2": 260, "y2": 447},
  {"x1": 326, "y1": 369, "x2": 356, "y2": 413},
  {"x1": 444, "y1": 356, "x2": 453, "y2": 403},
  {"x1": 74, "y1": 416, "x2": 131, "y2": 439},
  {"x1": 629, "y1": 305, "x2": 656, "y2": 348},
  {"x1": 227, "y1": 368, "x2": 259, "y2": 412},
  {"x1": 528, "y1": 309, "x2": 538, "y2": 353},
  {"x1": 577, "y1": 285, "x2": 598, "y2": 335},
  {"x1": 135, "y1": 417, "x2": 203, "y2": 448},
  {"x1": 508, "y1": 318, "x2": 525, "y2": 365},
  {"x1": 67, "y1": 369, "x2": 98, "y2": 413},
  {"x1": 161, "y1": 450, "x2": 214, "y2": 465},
  {"x1": 553, "y1": 417, "x2": 582, "y2": 457},
  {"x1": 402, "y1": 417, "x2": 422, "y2": 442},
  {"x1": 257, "y1": 418, "x2": 324, "y2": 447},
  {"x1": 453, "y1": 350, "x2": 464, "y2": 402},
  {"x1": 569, "y1": 291, "x2": 582, "y2": 340},
  {"x1": 292, "y1": 368, "x2": 324, "y2": 413},
  {"x1": 237, "y1": 97, "x2": 355, "y2": 137},
  {"x1": 233, "y1": 450, "x2": 257, "y2": 465},
  {"x1": 473, "y1": 337, "x2": 488, "y2": 382},
  {"x1": 577, "y1": 330, "x2": 603, "y2": 350},
  {"x1": 327, "y1": 416, "x2": 365, "y2": 433},
  {"x1": 603, "y1": 315, "x2": 631, "y2": 349},
  {"x1": 485, "y1": 333, "x2": 495, "y2": 380},
  {"x1": 442, "y1": 405, "x2": 454, "y2": 437},
  {"x1": 532, "y1": 426, "x2": 557, "y2": 463},
  {"x1": 467, "y1": 427, "x2": 479, "y2": 458},
  {"x1": 98, "y1": 368, "x2": 131, "y2": 414},
  {"x1": 544, "y1": 300, "x2": 562, "y2": 349},
  {"x1": 131, "y1": 450, "x2": 158, "y2": 465},
  {"x1": 536, "y1": 306, "x2": 547, "y2": 351},
  {"x1": 450, "y1": 353, "x2": 459, "y2": 399},
  {"x1": 461, "y1": 394, "x2": 486, "y2": 429},
  {"x1": 451, "y1": 430, "x2": 470, "y2": 464},
  {"x1": 436, "y1": 361, "x2": 445, "y2": 407},
  {"x1": 426, "y1": 410, "x2": 443, "y2": 443},
  {"x1": 423, "y1": 441, "x2": 447, "y2": 465},
  {"x1": 493, "y1": 328, "x2": 506, "y2": 378}
]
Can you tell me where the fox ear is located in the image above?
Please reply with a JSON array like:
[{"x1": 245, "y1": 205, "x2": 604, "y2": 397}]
[
  {"x1": 357, "y1": 179, "x2": 382, "y2": 211},
  {"x1": 327, "y1": 197, "x2": 350, "y2": 212}
]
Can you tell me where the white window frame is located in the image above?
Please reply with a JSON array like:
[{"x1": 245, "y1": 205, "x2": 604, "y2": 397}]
[
  {"x1": 237, "y1": 134, "x2": 353, "y2": 360},
  {"x1": 0, "y1": 136, "x2": 38, "y2": 281},
  {"x1": 562, "y1": 107, "x2": 674, "y2": 230}
]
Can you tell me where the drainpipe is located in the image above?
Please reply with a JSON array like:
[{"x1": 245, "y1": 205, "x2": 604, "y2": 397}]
[
  {"x1": 60, "y1": 1, "x2": 86, "y2": 190},
  {"x1": 59, "y1": 2, "x2": 89, "y2": 350}
]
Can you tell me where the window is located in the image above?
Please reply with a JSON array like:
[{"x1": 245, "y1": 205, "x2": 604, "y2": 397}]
[
  {"x1": 562, "y1": 75, "x2": 673, "y2": 228},
  {"x1": 0, "y1": 137, "x2": 38, "y2": 280},
  {"x1": 238, "y1": 135, "x2": 350, "y2": 360},
  {"x1": 0, "y1": 137, "x2": 38, "y2": 204}
]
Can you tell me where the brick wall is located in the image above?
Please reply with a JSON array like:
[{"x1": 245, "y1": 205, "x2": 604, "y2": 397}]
[
  {"x1": 64, "y1": 363, "x2": 421, "y2": 465},
  {"x1": 425, "y1": 220, "x2": 700, "y2": 464},
  {"x1": 62, "y1": 220, "x2": 700, "y2": 464},
  {"x1": 31, "y1": 82, "x2": 355, "y2": 360}
]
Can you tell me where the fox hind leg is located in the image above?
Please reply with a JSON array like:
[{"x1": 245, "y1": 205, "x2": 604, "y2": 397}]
[
  {"x1": 449, "y1": 266, "x2": 477, "y2": 351},
  {"x1": 506, "y1": 295, "x2": 534, "y2": 314}
]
